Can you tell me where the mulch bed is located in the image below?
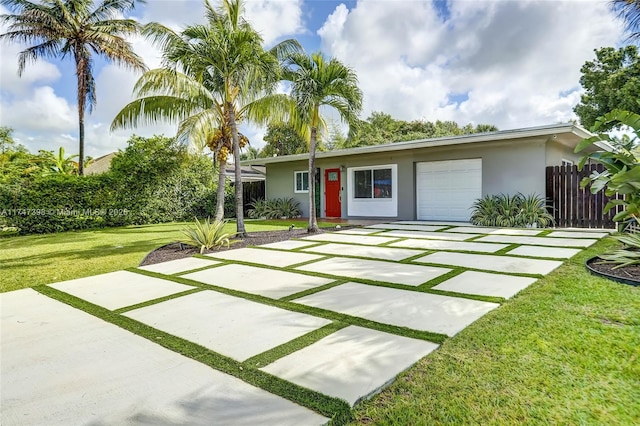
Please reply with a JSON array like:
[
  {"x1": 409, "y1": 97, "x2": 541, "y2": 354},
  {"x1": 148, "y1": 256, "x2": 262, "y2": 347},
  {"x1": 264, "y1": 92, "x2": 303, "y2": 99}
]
[
  {"x1": 140, "y1": 227, "x2": 354, "y2": 266},
  {"x1": 586, "y1": 257, "x2": 640, "y2": 284}
]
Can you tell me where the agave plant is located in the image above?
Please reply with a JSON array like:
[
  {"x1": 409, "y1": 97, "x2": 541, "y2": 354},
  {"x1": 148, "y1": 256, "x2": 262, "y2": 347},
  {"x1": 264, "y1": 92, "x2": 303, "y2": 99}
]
[
  {"x1": 247, "y1": 199, "x2": 271, "y2": 219},
  {"x1": 598, "y1": 233, "x2": 640, "y2": 269},
  {"x1": 181, "y1": 218, "x2": 233, "y2": 254}
]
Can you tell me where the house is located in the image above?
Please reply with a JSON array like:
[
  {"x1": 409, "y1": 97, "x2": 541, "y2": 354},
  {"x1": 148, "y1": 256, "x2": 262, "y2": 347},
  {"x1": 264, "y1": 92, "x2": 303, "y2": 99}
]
[{"x1": 242, "y1": 123, "x2": 601, "y2": 222}]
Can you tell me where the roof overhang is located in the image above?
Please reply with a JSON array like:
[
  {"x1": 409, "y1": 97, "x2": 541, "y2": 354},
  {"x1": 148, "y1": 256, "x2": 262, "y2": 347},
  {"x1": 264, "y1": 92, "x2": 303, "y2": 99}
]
[{"x1": 242, "y1": 123, "x2": 610, "y2": 166}]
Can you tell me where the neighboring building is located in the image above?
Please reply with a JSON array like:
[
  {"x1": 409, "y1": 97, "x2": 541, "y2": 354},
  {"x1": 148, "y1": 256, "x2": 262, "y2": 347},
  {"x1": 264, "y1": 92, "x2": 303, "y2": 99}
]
[
  {"x1": 84, "y1": 152, "x2": 117, "y2": 175},
  {"x1": 243, "y1": 123, "x2": 604, "y2": 222}
]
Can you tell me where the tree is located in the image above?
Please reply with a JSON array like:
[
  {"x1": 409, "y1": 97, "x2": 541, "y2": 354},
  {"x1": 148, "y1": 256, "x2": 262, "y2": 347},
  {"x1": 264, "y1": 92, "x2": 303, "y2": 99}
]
[
  {"x1": 0, "y1": 126, "x2": 16, "y2": 154},
  {"x1": 260, "y1": 122, "x2": 308, "y2": 157},
  {"x1": 36, "y1": 146, "x2": 79, "y2": 175},
  {"x1": 283, "y1": 51, "x2": 363, "y2": 232},
  {"x1": 574, "y1": 46, "x2": 640, "y2": 130},
  {"x1": 613, "y1": 0, "x2": 640, "y2": 40},
  {"x1": 1, "y1": 0, "x2": 146, "y2": 175},
  {"x1": 113, "y1": 0, "x2": 299, "y2": 234},
  {"x1": 339, "y1": 112, "x2": 497, "y2": 149}
]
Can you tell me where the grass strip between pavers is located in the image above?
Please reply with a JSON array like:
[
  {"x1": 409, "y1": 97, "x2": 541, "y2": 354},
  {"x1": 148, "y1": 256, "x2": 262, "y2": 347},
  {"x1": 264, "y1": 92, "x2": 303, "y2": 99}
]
[
  {"x1": 128, "y1": 268, "x2": 448, "y2": 344},
  {"x1": 281, "y1": 279, "x2": 350, "y2": 302},
  {"x1": 34, "y1": 285, "x2": 353, "y2": 425},
  {"x1": 244, "y1": 322, "x2": 349, "y2": 368},
  {"x1": 113, "y1": 288, "x2": 205, "y2": 314}
]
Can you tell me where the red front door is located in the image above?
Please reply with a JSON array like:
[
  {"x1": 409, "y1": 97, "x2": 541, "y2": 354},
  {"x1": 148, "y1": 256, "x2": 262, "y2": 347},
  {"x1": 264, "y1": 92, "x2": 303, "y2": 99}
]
[{"x1": 324, "y1": 168, "x2": 341, "y2": 217}]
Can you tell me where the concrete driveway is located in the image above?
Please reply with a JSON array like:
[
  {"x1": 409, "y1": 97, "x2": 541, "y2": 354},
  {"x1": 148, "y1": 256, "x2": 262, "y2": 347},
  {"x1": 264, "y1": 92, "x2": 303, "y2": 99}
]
[{"x1": 0, "y1": 222, "x2": 608, "y2": 425}]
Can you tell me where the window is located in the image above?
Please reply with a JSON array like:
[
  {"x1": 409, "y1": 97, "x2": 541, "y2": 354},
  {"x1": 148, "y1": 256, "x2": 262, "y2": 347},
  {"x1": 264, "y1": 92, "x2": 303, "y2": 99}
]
[
  {"x1": 294, "y1": 171, "x2": 309, "y2": 192},
  {"x1": 354, "y1": 168, "x2": 392, "y2": 199},
  {"x1": 561, "y1": 159, "x2": 574, "y2": 166}
]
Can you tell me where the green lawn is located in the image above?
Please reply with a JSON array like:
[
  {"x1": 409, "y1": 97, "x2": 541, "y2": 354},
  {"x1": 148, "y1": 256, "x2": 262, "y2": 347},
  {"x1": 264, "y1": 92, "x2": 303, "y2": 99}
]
[
  {"x1": 349, "y1": 237, "x2": 640, "y2": 425},
  {"x1": 2, "y1": 225, "x2": 639, "y2": 424},
  {"x1": 0, "y1": 219, "x2": 333, "y2": 293}
]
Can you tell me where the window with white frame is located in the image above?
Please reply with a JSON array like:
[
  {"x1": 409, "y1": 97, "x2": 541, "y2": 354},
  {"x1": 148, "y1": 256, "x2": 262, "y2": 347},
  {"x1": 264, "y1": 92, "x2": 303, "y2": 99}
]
[
  {"x1": 561, "y1": 159, "x2": 574, "y2": 166},
  {"x1": 347, "y1": 164, "x2": 398, "y2": 217},
  {"x1": 294, "y1": 171, "x2": 309, "y2": 192},
  {"x1": 354, "y1": 168, "x2": 393, "y2": 199}
]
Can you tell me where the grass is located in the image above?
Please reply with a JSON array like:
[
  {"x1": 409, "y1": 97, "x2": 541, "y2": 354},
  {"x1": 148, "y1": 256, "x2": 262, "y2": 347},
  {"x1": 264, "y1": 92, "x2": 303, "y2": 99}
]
[
  {"x1": 349, "y1": 237, "x2": 640, "y2": 425},
  {"x1": 0, "y1": 219, "x2": 338, "y2": 293},
  {"x1": 4, "y1": 224, "x2": 639, "y2": 424}
]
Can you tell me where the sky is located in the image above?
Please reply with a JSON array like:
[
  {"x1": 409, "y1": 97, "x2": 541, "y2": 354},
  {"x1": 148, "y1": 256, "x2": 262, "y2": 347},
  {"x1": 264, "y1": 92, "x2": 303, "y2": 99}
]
[{"x1": 0, "y1": 0, "x2": 629, "y2": 158}]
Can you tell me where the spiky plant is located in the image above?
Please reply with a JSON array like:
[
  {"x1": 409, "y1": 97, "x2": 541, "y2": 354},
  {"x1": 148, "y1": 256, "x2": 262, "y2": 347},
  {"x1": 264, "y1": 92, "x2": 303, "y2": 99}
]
[{"x1": 181, "y1": 218, "x2": 233, "y2": 254}]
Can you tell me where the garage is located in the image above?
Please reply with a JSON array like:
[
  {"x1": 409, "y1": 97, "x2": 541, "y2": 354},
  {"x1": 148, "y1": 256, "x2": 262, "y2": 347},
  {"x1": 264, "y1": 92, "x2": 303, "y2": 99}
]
[{"x1": 416, "y1": 159, "x2": 482, "y2": 221}]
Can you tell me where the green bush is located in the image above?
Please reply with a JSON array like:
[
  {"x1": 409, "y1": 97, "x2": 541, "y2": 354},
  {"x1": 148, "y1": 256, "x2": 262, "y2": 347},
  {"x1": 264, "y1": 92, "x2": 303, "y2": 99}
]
[
  {"x1": 0, "y1": 135, "x2": 236, "y2": 235},
  {"x1": 0, "y1": 174, "x2": 116, "y2": 234},
  {"x1": 470, "y1": 193, "x2": 554, "y2": 228},
  {"x1": 247, "y1": 197, "x2": 300, "y2": 219}
]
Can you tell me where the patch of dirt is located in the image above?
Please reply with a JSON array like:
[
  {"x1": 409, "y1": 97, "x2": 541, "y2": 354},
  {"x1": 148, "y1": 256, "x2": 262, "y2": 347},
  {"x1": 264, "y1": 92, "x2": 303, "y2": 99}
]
[
  {"x1": 586, "y1": 257, "x2": 640, "y2": 285},
  {"x1": 140, "y1": 226, "x2": 355, "y2": 266}
]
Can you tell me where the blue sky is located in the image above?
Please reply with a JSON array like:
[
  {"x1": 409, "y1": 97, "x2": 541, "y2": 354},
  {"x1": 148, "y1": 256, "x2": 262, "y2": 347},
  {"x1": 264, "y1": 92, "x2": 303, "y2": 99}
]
[{"x1": 0, "y1": 0, "x2": 629, "y2": 157}]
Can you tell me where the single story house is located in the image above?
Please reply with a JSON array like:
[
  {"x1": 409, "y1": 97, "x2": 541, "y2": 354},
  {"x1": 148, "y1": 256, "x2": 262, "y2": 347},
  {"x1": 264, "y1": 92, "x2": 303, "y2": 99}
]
[{"x1": 243, "y1": 123, "x2": 603, "y2": 222}]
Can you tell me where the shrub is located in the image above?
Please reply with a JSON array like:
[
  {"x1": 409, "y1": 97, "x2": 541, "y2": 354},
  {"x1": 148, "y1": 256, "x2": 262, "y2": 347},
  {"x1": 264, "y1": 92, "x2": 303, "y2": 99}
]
[
  {"x1": 598, "y1": 233, "x2": 640, "y2": 269},
  {"x1": 470, "y1": 193, "x2": 554, "y2": 228},
  {"x1": 247, "y1": 197, "x2": 300, "y2": 219},
  {"x1": 180, "y1": 218, "x2": 233, "y2": 254}
]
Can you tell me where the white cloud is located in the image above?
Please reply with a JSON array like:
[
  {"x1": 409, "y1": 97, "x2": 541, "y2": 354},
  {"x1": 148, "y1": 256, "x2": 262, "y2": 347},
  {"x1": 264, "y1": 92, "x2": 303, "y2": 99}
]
[{"x1": 318, "y1": 0, "x2": 624, "y2": 129}]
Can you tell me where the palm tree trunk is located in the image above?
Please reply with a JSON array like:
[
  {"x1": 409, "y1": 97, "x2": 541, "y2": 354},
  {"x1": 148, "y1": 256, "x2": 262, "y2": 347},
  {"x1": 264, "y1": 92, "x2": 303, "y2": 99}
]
[
  {"x1": 75, "y1": 53, "x2": 87, "y2": 176},
  {"x1": 308, "y1": 126, "x2": 319, "y2": 233},
  {"x1": 214, "y1": 157, "x2": 226, "y2": 221},
  {"x1": 227, "y1": 104, "x2": 246, "y2": 237}
]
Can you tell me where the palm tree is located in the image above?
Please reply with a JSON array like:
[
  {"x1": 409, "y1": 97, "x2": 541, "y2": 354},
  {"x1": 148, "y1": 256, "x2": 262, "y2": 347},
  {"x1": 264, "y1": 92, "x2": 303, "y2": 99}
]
[
  {"x1": 113, "y1": 0, "x2": 299, "y2": 234},
  {"x1": 0, "y1": 0, "x2": 146, "y2": 175},
  {"x1": 613, "y1": 0, "x2": 640, "y2": 39},
  {"x1": 283, "y1": 51, "x2": 363, "y2": 232}
]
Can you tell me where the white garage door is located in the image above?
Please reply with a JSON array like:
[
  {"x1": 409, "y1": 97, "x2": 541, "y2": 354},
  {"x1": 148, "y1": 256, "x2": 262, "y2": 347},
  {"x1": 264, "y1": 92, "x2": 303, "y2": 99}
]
[{"x1": 416, "y1": 159, "x2": 482, "y2": 221}]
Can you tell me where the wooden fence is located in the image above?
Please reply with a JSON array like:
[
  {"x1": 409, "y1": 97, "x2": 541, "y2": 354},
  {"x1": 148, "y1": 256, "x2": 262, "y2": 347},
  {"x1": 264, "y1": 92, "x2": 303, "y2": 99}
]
[{"x1": 545, "y1": 164, "x2": 621, "y2": 229}]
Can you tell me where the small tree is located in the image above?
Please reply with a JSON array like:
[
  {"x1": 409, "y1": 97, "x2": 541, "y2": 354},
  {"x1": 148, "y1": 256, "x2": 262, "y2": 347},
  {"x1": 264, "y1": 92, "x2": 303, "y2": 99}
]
[{"x1": 575, "y1": 110, "x2": 640, "y2": 225}]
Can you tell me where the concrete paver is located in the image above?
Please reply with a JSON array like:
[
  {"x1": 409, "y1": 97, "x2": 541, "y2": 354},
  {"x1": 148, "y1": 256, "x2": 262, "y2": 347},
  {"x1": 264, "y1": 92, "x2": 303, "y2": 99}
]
[
  {"x1": 448, "y1": 226, "x2": 543, "y2": 236},
  {"x1": 546, "y1": 230, "x2": 611, "y2": 239},
  {"x1": 124, "y1": 290, "x2": 330, "y2": 361},
  {"x1": 415, "y1": 252, "x2": 562, "y2": 275},
  {"x1": 296, "y1": 257, "x2": 451, "y2": 286},
  {"x1": 259, "y1": 240, "x2": 320, "y2": 250},
  {"x1": 261, "y1": 326, "x2": 439, "y2": 406},
  {"x1": 139, "y1": 257, "x2": 220, "y2": 275},
  {"x1": 206, "y1": 247, "x2": 324, "y2": 268},
  {"x1": 507, "y1": 245, "x2": 582, "y2": 259},
  {"x1": 366, "y1": 223, "x2": 448, "y2": 232},
  {"x1": 0, "y1": 289, "x2": 328, "y2": 425},
  {"x1": 302, "y1": 243, "x2": 423, "y2": 261},
  {"x1": 50, "y1": 271, "x2": 194, "y2": 310},
  {"x1": 377, "y1": 230, "x2": 473, "y2": 241},
  {"x1": 182, "y1": 264, "x2": 334, "y2": 298},
  {"x1": 300, "y1": 232, "x2": 398, "y2": 245},
  {"x1": 294, "y1": 282, "x2": 498, "y2": 336},
  {"x1": 432, "y1": 271, "x2": 537, "y2": 299},
  {"x1": 390, "y1": 238, "x2": 508, "y2": 253},
  {"x1": 476, "y1": 234, "x2": 598, "y2": 248}
]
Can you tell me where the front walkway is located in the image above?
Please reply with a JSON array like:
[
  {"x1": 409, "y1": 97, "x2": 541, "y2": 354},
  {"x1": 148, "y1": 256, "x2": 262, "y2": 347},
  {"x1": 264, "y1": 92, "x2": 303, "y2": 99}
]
[{"x1": 1, "y1": 222, "x2": 609, "y2": 424}]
